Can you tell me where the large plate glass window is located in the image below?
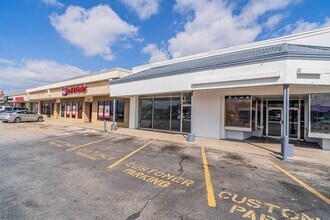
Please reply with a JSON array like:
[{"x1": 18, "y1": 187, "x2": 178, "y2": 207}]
[
  {"x1": 98, "y1": 101, "x2": 105, "y2": 120},
  {"x1": 97, "y1": 100, "x2": 125, "y2": 122},
  {"x1": 61, "y1": 102, "x2": 65, "y2": 117},
  {"x1": 116, "y1": 100, "x2": 125, "y2": 122},
  {"x1": 66, "y1": 102, "x2": 71, "y2": 118},
  {"x1": 72, "y1": 102, "x2": 76, "y2": 118},
  {"x1": 78, "y1": 101, "x2": 83, "y2": 119},
  {"x1": 138, "y1": 92, "x2": 191, "y2": 133},
  {"x1": 41, "y1": 103, "x2": 52, "y2": 116},
  {"x1": 171, "y1": 94, "x2": 181, "y2": 132},
  {"x1": 225, "y1": 96, "x2": 251, "y2": 128},
  {"x1": 153, "y1": 97, "x2": 171, "y2": 130},
  {"x1": 140, "y1": 98, "x2": 153, "y2": 128},
  {"x1": 310, "y1": 93, "x2": 330, "y2": 134}
]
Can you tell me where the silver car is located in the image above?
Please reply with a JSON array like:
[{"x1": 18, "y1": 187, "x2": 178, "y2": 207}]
[{"x1": 0, "y1": 110, "x2": 43, "y2": 123}]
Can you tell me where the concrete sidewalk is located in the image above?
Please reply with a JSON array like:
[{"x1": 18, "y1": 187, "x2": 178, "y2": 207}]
[{"x1": 44, "y1": 118, "x2": 330, "y2": 166}]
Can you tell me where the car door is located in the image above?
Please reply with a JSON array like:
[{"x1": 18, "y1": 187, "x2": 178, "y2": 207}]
[
  {"x1": 19, "y1": 111, "x2": 29, "y2": 122},
  {"x1": 28, "y1": 112, "x2": 37, "y2": 121}
]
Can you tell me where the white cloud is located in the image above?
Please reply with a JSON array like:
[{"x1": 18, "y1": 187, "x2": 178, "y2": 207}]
[
  {"x1": 0, "y1": 58, "x2": 16, "y2": 66},
  {"x1": 122, "y1": 0, "x2": 161, "y2": 20},
  {"x1": 166, "y1": 0, "x2": 299, "y2": 58},
  {"x1": 264, "y1": 13, "x2": 287, "y2": 28},
  {"x1": 142, "y1": 44, "x2": 168, "y2": 63},
  {"x1": 0, "y1": 59, "x2": 88, "y2": 93},
  {"x1": 42, "y1": 0, "x2": 64, "y2": 8},
  {"x1": 285, "y1": 18, "x2": 330, "y2": 35},
  {"x1": 49, "y1": 5, "x2": 138, "y2": 61}
]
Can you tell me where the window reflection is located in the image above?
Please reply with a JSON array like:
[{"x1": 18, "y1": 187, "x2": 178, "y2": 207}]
[
  {"x1": 310, "y1": 93, "x2": 330, "y2": 134},
  {"x1": 139, "y1": 93, "x2": 191, "y2": 133},
  {"x1": 225, "y1": 96, "x2": 251, "y2": 128}
]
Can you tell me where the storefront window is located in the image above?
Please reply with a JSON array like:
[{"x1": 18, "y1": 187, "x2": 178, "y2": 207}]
[
  {"x1": 32, "y1": 102, "x2": 38, "y2": 113},
  {"x1": 140, "y1": 98, "x2": 153, "y2": 128},
  {"x1": 171, "y1": 95, "x2": 181, "y2": 132},
  {"x1": 41, "y1": 103, "x2": 52, "y2": 116},
  {"x1": 72, "y1": 102, "x2": 76, "y2": 118},
  {"x1": 78, "y1": 101, "x2": 83, "y2": 119},
  {"x1": 66, "y1": 102, "x2": 71, "y2": 118},
  {"x1": 116, "y1": 101, "x2": 125, "y2": 122},
  {"x1": 61, "y1": 102, "x2": 65, "y2": 117},
  {"x1": 97, "y1": 100, "x2": 125, "y2": 122},
  {"x1": 225, "y1": 96, "x2": 251, "y2": 128},
  {"x1": 310, "y1": 93, "x2": 330, "y2": 134},
  {"x1": 139, "y1": 92, "x2": 191, "y2": 133},
  {"x1": 98, "y1": 101, "x2": 105, "y2": 119},
  {"x1": 153, "y1": 97, "x2": 171, "y2": 130}
]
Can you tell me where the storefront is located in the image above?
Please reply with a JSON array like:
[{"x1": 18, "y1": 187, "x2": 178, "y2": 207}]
[
  {"x1": 26, "y1": 68, "x2": 131, "y2": 128},
  {"x1": 110, "y1": 27, "x2": 330, "y2": 150},
  {"x1": 3, "y1": 92, "x2": 30, "y2": 108}
]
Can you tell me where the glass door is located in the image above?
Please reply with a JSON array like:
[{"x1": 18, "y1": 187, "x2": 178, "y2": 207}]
[
  {"x1": 289, "y1": 108, "x2": 299, "y2": 139},
  {"x1": 267, "y1": 108, "x2": 282, "y2": 137}
]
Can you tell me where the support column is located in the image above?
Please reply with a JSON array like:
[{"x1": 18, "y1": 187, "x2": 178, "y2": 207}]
[
  {"x1": 111, "y1": 97, "x2": 117, "y2": 131},
  {"x1": 282, "y1": 84, "x2": 290, "y2": 160},
  {"x1": 187, "y1": 91, "x2": 195, "y2": 142}
]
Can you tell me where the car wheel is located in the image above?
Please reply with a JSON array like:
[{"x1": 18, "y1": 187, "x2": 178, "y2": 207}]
[
  {"x1": 14, "y1": 117, "x2": 21, "y2": 123},
  {"x1": 3, "y1": 121, "x2": 8, "y2": 123},
  {"x1": 37, "y1": 117, "x2": 43, "y2": 122}
]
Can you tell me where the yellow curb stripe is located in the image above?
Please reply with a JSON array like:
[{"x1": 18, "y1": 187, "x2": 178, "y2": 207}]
[
  {"x1": 201, "y1": 147, "x2": 216, "y2": 207},
  {"x1": 108, "y1": 139, "x2": 155, "y2": 169},
  {"x1": 266, "y1": 158, "x2": 330, "y2": 205},
  {"x1": 66, "y1": 137, "x2": 112, "y2": 152}
]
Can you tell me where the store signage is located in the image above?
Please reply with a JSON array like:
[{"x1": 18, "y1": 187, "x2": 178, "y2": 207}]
[
  {"x1": 15, "y1": 97, "x2": 25, "y2": 102},
  {"x1": 313, "y1": 104, "x2": 330, "y2": 113},
  {"x1": 62, "y1": 85, "x2": 87, "y2": 96}
]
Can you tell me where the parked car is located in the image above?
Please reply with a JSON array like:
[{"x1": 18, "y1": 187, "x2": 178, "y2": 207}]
[
  {"x1": 0, "y1": 110, "x2": 43, "y2": 123},
  {"x1": 0, "y1": 106, "x2": 13, "y2": 113},
  {"x1": 13, "y1": 107, "x2": 29, "y2": 111}
]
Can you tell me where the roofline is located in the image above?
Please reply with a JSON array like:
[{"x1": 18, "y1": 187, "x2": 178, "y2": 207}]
[
  {"x1": 6, "y1": 91, "x2": 28, "y2": 97},
  {"x1": 111, "y1": 45, "x2": 330, "y2": 85},
  {"x1": 27, "y1": 67, "x2": 131, "y2": 93},
  {"x1": 133, "y1": 27, "x2": 330, "y2": 73}
]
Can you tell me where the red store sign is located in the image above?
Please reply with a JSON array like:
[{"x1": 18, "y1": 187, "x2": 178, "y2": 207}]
[
  {"x1": 15, "y1": 97, "x2": 25, "y2": 102},
  {"x1": 62, "y1": 85, "x2": 87, "y2": 96}
]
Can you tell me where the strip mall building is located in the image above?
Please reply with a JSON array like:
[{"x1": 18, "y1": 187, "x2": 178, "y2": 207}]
[
  {"x1": 26, "y1": 68, "x2": 131, "y2": 127},
  {"x1": 110, "y1": 28, "x2": 330, "y2": 150},
  {"x1": 0, "y1": 92, "x2": 30, "y2": 108}
]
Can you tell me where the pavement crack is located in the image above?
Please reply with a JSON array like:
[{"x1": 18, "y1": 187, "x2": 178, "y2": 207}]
[{"x1": 126, "y1": 158, "x2": 185, "y2": 220}]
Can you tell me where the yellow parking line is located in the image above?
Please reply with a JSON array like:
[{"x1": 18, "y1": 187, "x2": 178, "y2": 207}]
[
  {"x1": 43, "y1": 134, "x2": 73, "y2": 142},
  {"x1": 266, "y1": 158, "x2": 330, "y2": 205},
  {"x1": 201, "y1": 147, "x2": 216, "y2": 208},
  {"x1": 66, "y1": 137, "x2": 112, "y2": 152},
  {"x1": 108, "y1": 139, "x2": 155, "y2": 169}
]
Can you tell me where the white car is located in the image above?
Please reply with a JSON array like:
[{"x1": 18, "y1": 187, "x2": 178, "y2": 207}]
[
  {"x1": 0, "y1": 110, "x2": 43, "y2": 123},
  {"x1": 0, "y1": 106, "x2": 13, "y2": 113}
]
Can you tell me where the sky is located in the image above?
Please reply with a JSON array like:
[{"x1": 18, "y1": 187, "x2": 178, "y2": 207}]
[{"x1": 0, "y1": 0, "x2": 330, "y2": 94}]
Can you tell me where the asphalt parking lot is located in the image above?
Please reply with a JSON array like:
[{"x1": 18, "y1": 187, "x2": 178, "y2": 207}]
[{"x1": 0, "y1": 122, "x2": 329, "y2": 219}]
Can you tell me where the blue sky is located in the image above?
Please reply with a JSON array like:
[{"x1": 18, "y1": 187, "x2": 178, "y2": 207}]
[{"x1": 0, "y1": 0, "x2": 330, "y2": 93}]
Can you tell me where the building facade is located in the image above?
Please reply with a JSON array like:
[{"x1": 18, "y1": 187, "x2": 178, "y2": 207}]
[
  {"x1": 0, "y1": 92, "x2": 30, "y2": 108},
  {"x1": 26, "y1": 68, "x2": 131, "y2": 128},
  {"x1": 110, "y1": 28, "x2": 330, "y2": 150}
]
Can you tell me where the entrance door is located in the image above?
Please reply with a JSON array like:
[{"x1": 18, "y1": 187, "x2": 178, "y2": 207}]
[
  {"x1": 289, "y1": 108, "x2": 299, "y2": 139},
  {"x1": 267, "y1": 108, "x2": 282, "y2": 137}
]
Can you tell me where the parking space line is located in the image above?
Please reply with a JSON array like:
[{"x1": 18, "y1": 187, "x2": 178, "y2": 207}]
[
  {"x1": 42, "y1": 134, "x2": 74, "y2": 142},
  {"x1": 108, "y1": 139, "x2": 155, "y2": 169},
  {"x1": 201, "y1": 147, "x2": 216, "y2": 208},
  {"x1": 66, "y1": 137, "x2": 112, "y2": 152},
  {"x1": 266, "y1": 158, "x2": 330, "y2": 205}
]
